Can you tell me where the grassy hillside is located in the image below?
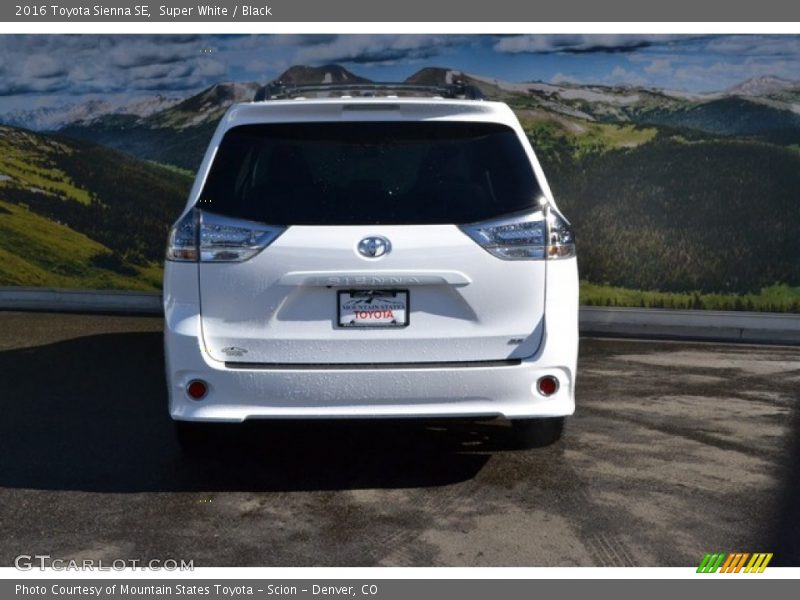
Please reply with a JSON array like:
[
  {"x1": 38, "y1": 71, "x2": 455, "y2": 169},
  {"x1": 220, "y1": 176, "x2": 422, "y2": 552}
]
[
  {"x1": 581, "y1": 282, "x2": 800, "y2": 313},
  {"x1": 0, "y1": 129, "x2": 92, "y2": 205},
  {"x1": 0, "y1": 200, "x2": 161, "y2": 289},
  {"x1": 0, "y1": 126, "x2": 190, "y2": 290},
  {"x1": 516, "y1": 110, "x2": 658, "y2": 159}
]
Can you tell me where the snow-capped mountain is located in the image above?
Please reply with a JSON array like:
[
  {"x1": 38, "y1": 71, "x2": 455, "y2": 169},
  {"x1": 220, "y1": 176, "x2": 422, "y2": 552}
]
[
  {"x1": 144, "y1": 82, "x2": 261, "y2": 129},
  {"x1": 2, "y1": 95, "x2": 181, "y2": 131},
  {"x1": 8, "y1": 66, "x2": 800, "y2": 172},
  {"x1": 727, "y1": 76, "x2": 800, "y2": 97},
  {"x1": 272, "y1": 64, "x2": 370, "y2": 85}
]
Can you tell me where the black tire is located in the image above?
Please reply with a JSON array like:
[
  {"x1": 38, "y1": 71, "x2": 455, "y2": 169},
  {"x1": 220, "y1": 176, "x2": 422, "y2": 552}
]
[{"x1": 509, "y1": 417, "x2": 565, "y2": 449}]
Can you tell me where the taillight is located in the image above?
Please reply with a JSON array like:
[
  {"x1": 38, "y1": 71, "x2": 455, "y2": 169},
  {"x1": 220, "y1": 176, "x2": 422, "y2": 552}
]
[
  {"x1": 459, "y1": 202, "x2": 575, "y2": 261},
  {"x1": 545, "y1": 205, "x2": 576, "y2": 259},
  {"x1": 166, "y1": 209, "x2": 285, "y2": 263},
  {"x1": 166, "y1": 209, "x2": 199, "y2": 261}
]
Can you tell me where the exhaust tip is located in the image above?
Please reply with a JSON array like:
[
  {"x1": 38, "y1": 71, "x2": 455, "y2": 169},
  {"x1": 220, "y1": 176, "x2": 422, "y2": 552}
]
[
  {"x1": 186, "y1": 380, "x2": 208, "y2": 400},
  {"x1": 537, "y1": 375, "x2": 559, "y2": 396}
]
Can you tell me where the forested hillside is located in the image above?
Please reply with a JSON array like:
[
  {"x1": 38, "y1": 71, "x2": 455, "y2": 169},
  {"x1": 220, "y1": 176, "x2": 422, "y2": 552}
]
[
  {"x1": 0, "y1": 126, "x2": 191, "y2": 289},
  {"x1": 543, "y1": 136, "x2": 800, "y2": 294}
]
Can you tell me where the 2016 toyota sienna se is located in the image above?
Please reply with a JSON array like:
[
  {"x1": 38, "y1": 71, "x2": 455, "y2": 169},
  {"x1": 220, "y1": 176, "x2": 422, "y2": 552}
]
[{"x1": 163, "y1": 83, "x2": 578, "y2": 449}]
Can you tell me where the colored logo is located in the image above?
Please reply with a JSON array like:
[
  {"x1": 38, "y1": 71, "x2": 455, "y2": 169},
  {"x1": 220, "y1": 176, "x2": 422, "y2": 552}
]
[{"x1": 697, "y1": 552, "x2": 773, "y2": 573}]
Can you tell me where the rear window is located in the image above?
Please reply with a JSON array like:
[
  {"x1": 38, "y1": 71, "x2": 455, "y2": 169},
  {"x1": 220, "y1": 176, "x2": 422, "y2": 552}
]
[{"x1": 198, "y1": 121, "x2": 542, "y2": 225}]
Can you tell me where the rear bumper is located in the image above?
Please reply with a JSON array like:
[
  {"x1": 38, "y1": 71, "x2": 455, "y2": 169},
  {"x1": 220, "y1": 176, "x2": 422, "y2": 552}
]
[
  {"x1": 165, "y1": 312, "x2": 576, "y2": 422},
  {"x1": 163, "y1": 257, "x2": 579, "y2": 422}
]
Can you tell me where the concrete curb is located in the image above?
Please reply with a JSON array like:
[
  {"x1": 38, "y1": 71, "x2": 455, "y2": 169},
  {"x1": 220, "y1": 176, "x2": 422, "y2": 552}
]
[
  {"x1": 0, "y1": 287, "x2": 162, "y2": 315},
  {"x1": 1, "y1": 287, "x2": 799, "y2": 345},
  {"x1": 580, "y1": 306, "x2": 800, "y2": 345}
]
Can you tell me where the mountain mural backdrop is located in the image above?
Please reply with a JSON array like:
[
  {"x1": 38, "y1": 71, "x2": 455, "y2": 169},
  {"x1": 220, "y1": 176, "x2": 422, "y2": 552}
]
[{"x1": 1, "y1": 63, "x2": 799, "y2": 311}]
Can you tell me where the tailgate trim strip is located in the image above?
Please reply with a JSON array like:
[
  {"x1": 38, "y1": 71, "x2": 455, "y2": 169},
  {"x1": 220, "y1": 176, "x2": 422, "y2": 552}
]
[
  {"x1": 278, "y1": 270, "x2": 472, "y2": 286},
  {"x1": 224, "y1": 359, "x2": 522, "y2": 370}
]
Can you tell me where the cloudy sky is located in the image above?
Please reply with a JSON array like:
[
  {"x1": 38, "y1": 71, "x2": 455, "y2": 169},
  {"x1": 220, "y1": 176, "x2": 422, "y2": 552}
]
[{"x1": 0, "y1": 34, "x2": 799, "y2": 110}]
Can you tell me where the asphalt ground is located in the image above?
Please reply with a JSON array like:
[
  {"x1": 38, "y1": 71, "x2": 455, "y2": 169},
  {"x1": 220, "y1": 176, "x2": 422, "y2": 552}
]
[{"x1": 0, "y1": 311, "x2": 798, "y2": 567}]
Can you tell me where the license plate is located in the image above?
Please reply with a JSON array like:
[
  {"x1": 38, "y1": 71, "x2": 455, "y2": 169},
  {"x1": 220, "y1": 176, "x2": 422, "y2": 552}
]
[{"x1": 337, "y1": 290, "x2": 409, "y2": 328}]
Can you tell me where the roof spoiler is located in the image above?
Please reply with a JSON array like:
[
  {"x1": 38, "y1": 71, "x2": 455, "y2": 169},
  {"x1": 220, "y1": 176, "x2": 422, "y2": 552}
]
[{"x1": 253, "y1": 81, "x2": 485, "y2": 102}]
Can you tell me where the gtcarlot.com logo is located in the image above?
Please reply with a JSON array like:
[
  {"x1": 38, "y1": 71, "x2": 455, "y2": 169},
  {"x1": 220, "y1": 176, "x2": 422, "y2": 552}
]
[
  {"x1": 14, "y1": 554, "x2": 194, "y2": 571},
  {"x1": 697, "y1": 552, "x2": 773, "y2": 573}
]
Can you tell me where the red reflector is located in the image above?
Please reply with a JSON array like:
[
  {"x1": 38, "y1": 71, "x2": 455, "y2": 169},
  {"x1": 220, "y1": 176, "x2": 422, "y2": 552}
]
[
  {"x1": 186, "y1": 380, "x2": 207, "y2": 400},
  {"x1": 537, "y1": 376, "x2": 559, "y2": 396}
]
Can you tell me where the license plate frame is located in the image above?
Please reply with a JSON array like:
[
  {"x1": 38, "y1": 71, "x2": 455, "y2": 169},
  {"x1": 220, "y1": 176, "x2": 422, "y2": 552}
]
[{"x1": 337, "y1": 289, "x2": 410, "y2": 328}]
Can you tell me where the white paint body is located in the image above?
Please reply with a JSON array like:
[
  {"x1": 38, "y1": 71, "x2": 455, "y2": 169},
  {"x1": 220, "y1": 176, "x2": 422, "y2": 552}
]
[{"x1": 164, "y1": 97, "x2": 579, "y2": 421}]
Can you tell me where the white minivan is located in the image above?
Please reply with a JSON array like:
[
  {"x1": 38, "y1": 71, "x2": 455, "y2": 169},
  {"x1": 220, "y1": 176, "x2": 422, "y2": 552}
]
[{"x1": 163, "y1": 83, "x2": 578, "y2": 449}]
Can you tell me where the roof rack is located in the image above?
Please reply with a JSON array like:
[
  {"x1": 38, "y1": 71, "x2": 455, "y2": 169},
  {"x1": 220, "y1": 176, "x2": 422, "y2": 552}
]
[{"x1": 253, "y1": 81, "x2": 484, "y2": 102}]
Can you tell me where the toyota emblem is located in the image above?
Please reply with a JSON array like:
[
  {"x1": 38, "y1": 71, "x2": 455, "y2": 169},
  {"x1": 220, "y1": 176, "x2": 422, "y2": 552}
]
[{"x1": 357, "y1": 236, "x2": 391, "y2": 258}]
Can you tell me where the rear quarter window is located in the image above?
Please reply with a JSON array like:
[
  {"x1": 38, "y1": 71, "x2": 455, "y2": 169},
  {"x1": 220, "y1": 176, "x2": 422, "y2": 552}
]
[{"x1": 198, "y1": 121, "x2": 542, "y2": 225}]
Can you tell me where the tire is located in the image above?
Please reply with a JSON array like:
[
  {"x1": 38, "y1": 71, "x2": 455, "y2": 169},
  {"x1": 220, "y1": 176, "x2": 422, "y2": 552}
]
[{"x1": 509, "y1": 417, "x2": 565, "y2": 449}]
